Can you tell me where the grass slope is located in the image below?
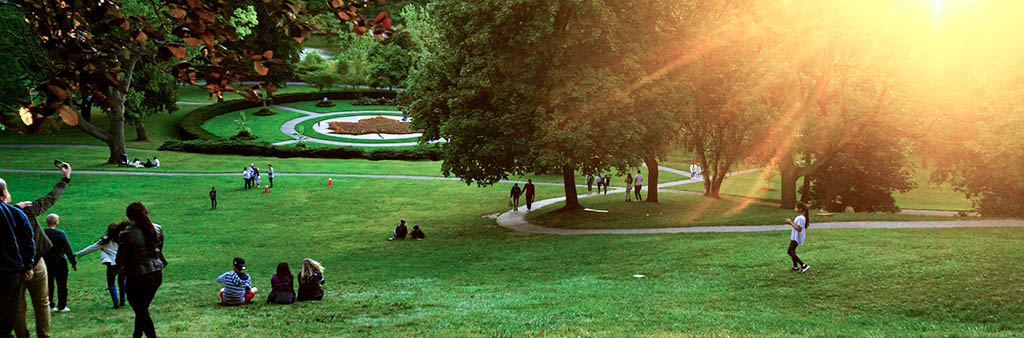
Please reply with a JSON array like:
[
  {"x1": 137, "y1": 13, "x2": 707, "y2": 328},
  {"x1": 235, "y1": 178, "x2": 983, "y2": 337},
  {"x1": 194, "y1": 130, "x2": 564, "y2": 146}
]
[
  {"x1": 527, "y1": 191, "x2": 962, "y2": 230},
  {"x1": 1, "y1": 172, "x2": 1020, "y2": 336},
  {"x1": 201, "y1": 107, "x2": 304, "y2": 143}
]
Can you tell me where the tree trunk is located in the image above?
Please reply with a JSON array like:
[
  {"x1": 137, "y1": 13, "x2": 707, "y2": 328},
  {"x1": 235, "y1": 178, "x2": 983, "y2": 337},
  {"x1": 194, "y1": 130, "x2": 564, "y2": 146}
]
[
  {"x1": 780, "y1": 160, "x2": 798, "y2": 209},
  {"x1": 135, "y1": 122, "x2": 148, "y2": 141},
  {"x1": 105, "y1": 90, "x2": 128, "y2": 164},
  {"x1": 799, "y1": 173, "x2": 812, "y2": 203},
  {"x1": 644, "y1": 155, "x2": 659, "y2": 203},
  {"x1": 560, "y1": 165, "x2": 584, "y2": 211},
  {"x1": 78, "y1": 96, "x2": 93, "y2": 122},
  {"x1": 708, "y1": 173, "x2": 725, "y2": 198}
]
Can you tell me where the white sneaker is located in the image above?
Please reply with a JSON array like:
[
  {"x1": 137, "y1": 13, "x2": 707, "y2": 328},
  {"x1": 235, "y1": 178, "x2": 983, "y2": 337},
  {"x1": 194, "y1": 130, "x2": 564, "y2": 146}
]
[
  {"x1": 800, "y1": 265, "x2": 811, "y2": 273},
  {"x1": 49, "y1": 307, "x2": 57, "y2": 312},
  {"x1": 60, "y1": 307, "x2": 70, "y2": 312}
]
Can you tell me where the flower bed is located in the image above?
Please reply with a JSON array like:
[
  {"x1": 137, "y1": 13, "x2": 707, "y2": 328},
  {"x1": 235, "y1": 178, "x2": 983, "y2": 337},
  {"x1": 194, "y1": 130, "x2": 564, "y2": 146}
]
[{"x1": 328, "y1": 117, "x2": 418, "y2": 135}]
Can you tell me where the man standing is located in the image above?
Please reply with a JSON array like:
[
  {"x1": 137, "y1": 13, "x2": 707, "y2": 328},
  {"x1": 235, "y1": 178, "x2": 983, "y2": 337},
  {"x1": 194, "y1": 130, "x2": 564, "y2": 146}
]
[
  {"x1": 210, "y1": 187, "x2": 218, "y2": 210},
  {"x1": 602, "y1": 175, "x2": 610, "y2": 194},
  {"x1": 586, "y1": 174, "x2": 594, "y2": 193},
  {"x1": 243, "y1": 167, "x2": 251, "y2": 190},
  {"x1": 594, "y1": 174, "x2": 603, "y2": 195},
  {"x1": 523, "y1": 179, "x2": 536, "y2": 212},
  {"x1": 251, "y1": 164, "x2": 260, "y2": 191},
  {"x1": 633, "y1": 170, "x2": 643, "y2": 201},
  {"x1": 1, "y1": 177, "x2": 35, "y2": 337},
  {"x1": 13, "y1": 163, "x2": 71, "y2": 338},
  {"x1": 43, "y1": 214, "x2": 76, "y2": 313},
  {"x1": 267, "y1": 165, "x2": 274, "y2": 188}
]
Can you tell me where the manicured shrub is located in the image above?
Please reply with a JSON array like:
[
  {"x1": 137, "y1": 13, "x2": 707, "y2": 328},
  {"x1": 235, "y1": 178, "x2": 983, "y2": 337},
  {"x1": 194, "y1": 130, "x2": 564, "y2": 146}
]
[{"x1": 158, "y1": 139, "x2": 440, "y2": 161}]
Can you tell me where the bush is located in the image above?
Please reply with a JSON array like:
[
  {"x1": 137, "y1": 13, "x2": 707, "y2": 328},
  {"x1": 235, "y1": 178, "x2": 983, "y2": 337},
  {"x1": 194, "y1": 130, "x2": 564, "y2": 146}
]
[
  {"x1": 351, "y1": 96, "x2": 396, "y2": 106},
  {"x1": 158, "y1": 139, "x2": 441, "y2": 161},
  {"x1": 178, "y1": 90, "x2": 398, "y2": 140}
]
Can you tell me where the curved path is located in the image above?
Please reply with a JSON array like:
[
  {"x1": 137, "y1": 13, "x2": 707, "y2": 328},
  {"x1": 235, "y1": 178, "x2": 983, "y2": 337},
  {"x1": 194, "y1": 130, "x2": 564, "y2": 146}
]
[
  {"x1": 496, "y1": 171, "x2": 1021, "y2": 235},
  {"x1": 271, "y1": 107, "x2": 443, "y2": 147}
]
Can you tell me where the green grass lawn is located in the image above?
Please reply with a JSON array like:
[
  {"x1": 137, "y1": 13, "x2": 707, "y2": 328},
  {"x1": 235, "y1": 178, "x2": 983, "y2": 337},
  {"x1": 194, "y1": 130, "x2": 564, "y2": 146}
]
[
  {"x1": 278, "y1": 101, "x2": 396, "y2": 114},
  {"x1": 680, "y1": 167, "x2": 973, "y2": 211},
  {"x1": 201, "y1": 107, "x2": 304, "y2": 143},
  {"x1": 3, "y1": 171, "x2": 1021, "y2": 336},
  {"x1": 527, "y1": 191, "x2": 962, "y2": 230}
]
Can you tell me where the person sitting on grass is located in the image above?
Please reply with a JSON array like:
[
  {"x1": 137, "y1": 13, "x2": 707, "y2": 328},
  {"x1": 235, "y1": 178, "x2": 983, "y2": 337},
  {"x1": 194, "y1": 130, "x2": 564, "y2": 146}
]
[
  {"x1": 389, "y1": 220, "x2": 408, "y2": 241},
  {"x1": 144, "y1": 159, "x2": 153, "y2": 168},
  {"x1": 296, "y1": 258, "x2": 325, "y2": 302},
  {"x1": 411, "y1": 225, "x2": 425, "y2": 240},
  {"x1": 130, "y1": 158, "x2": 142, "y2": 168},
  {"x1": 152, "y1": 157, "x2": 160, "y2": 168},
  {"x1": 217, "y1": 257, "x2": 257, "y2": 305},
  {"x1": 266, "y1": 262, "x2": 294, "y2": 305}
]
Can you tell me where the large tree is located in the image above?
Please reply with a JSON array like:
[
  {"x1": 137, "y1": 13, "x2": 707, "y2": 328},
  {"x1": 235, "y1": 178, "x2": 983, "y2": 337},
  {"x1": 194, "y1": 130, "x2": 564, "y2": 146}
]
[
  {"x1": 403, "y1": 0, "x2": 649, "y2": 211},
  {"x1": 5, "y1": 0, "x2": 392, "y2": 163}
]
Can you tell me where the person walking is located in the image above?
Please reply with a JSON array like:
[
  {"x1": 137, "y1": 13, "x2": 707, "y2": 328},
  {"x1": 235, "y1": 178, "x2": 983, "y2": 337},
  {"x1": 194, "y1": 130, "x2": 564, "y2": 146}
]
[
  {"x1": 595, "y1": 174, "x2": 603, "y2": 194},
  {"x1": 624, "y1": 174, "x2": 633, "y2": 201},
  {"x1": 1, "y1": 177, "x2": 35, "y2": 338},
  {"x1": 510, "y1": 183, "x2": 522, "y2": 212},
  {"x1": 586, "y1": 174, "x2": 594, "y2": 193},
  {"x1": 602, "y1": 175, "x2": 610, "y2": 194},
  {"x1": 13, "y1": 162, "x2": 71, "y2": 338},
  {"x1": 689, "y1": 163, "x2": 698, "y2": 179},
  {"x1": 76, "y1": 222, "x2": 128, "y2": 309},
  {"x1": 251, "y1": 164, "x2": 260, "y2": 191},
  {"x1": 786, "y1": 203, "x2": 811, "y2": 273},
  {"x1": 267, "y1": 165, "x2": 274, "y2": 188},
  {"x1": 209, "y1": 187, "x2": 217, "y2": 210},
  {"x1": 523, "y1": 179, "x2": 536, "y2": 212},
  {"x1": 116, "y1": 202, "x2": 166, "y2": 338},
  {"x1": 42, "y1": 214, "x2": 76, "y2": 313},
  {"x1": 633, "y1": 170, "x2": 643, "y2": 201}
]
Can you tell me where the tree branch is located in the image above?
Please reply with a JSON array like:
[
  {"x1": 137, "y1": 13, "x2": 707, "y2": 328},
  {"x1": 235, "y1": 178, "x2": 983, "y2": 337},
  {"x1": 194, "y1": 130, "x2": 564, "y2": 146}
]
[{"x1": 75, "y1": 113, "x2": 111, "y2": 142}]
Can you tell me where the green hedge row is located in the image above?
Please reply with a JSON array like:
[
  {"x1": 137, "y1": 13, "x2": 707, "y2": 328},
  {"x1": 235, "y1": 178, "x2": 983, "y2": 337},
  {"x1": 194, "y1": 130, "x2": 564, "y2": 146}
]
[
  {"x1": 178, "y1": 90, "x2": 399, "y2": 140},
  {"x1": 159, "y1": 139, "x2": 441, "y2": 161}
]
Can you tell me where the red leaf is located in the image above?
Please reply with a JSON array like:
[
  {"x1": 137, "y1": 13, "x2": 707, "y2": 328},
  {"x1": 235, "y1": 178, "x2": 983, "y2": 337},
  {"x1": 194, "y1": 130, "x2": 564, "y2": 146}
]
[
  {"x1": 262, "y1": 50, "x2": 274, "y2": 59},
  {"x1": 186, "y1": 0, "x2": 203, "y2": 9},
  {"x1": 197, "y1": 11, "x2": 216, "y2": 23},
  {"x1": 45, "y1": 84, "x2": 68, "y2": 101},
  {"x1": 169, "y1": 8, "x2": 187, "y2": 19},
  {"x1": 131, "y1": 30, "x2": 148, "y2": 44},
  {"x1": 200, "y1": 33, "x2": 215, "y2": 47},
  {"x1": 330, "y1": 0, "x2": 342, "y2": 8},
  {"x1": 168, "y1": 45, "x2": 187, "y2": 59},
  {"x1": 353, "y1": 25, "x2": 366, "y2": 36},
  {"x1": 374, "y1": 12, "x2": 389, "y2": 25},
  {"x1": 143, "y1": 28, "x2": 165, "y2": 41},
  {"x1": 253, "y1": 61, "x2": 269, "y2": 76},
  {"x1": 336, "y1": 10, "x2": 352, "y2": 21},
  {"x1": 156, "y1": 46, "x2": 173, "y2": 60},
  {"x1": 265, "y1": 83, "x2": 278, "y2": 93},
  {"x1": 58, "y1": 105, "x2": 78, "y2": 126},
  {"x1": 377, "y1": 17, "x2": 391, "y2": 30}
]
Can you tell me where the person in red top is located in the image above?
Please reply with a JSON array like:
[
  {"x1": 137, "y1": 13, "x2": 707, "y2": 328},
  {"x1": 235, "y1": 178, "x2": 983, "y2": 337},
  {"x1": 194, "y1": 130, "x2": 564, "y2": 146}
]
[{"x1": 522, "y1": 179, "x2": 536, "y2": 212}]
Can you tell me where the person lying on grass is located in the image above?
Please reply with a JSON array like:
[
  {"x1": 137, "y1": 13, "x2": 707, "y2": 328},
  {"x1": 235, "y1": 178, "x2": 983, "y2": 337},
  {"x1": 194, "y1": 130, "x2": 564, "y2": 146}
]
[{"x1": 218, "y1": 257, "x2": 257, "y2": 305}]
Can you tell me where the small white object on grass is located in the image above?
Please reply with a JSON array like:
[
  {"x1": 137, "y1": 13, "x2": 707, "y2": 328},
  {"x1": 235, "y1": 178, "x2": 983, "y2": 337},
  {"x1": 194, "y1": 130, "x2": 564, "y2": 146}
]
[{"x1": 633, "y1": 274, "x2": 645, "y2": 278}]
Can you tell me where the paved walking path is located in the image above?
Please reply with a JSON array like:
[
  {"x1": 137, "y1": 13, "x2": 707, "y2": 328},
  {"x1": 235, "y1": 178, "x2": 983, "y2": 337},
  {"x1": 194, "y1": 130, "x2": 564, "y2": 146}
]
[{"x1": 495, "y1": 169, "x2": 1017, "y2": 235}]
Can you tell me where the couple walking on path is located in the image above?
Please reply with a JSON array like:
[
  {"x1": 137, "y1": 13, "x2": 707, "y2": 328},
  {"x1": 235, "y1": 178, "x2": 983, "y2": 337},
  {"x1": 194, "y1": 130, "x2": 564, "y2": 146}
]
[{"x1": 509, "y1": 180, "x2": 536, "y2": 212}]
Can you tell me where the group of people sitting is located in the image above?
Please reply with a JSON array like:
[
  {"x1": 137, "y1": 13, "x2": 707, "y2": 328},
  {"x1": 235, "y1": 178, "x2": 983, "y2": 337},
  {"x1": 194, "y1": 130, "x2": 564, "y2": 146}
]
[
  {"x1": 217, "y1": 257, "x2": 325, "y2": 306},
  {"x1": 388, "y1": 219, "x2": 425, "y2": 241},
  {"x1": 126, "y1": 157, "x2": 160, "y2": 168}
]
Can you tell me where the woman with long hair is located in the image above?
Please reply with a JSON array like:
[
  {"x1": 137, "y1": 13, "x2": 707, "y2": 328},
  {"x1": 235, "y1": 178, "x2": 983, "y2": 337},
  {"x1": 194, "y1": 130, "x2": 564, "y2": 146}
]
[
  {"x1": 786, "y1": 203, "x2": 811, "y2": 273},
  {"x1": 75, "y1": 222, "x2": 129, "y2": 309},
  {"x1": 266, "y1": 261, "x2": 295, "y2": 304},
  {"x1": 296, "y1": 258, "x2": 325, "y2": 301},
  {"x1": 115, "y1": 202, "x2": 166, "y2": 338}
]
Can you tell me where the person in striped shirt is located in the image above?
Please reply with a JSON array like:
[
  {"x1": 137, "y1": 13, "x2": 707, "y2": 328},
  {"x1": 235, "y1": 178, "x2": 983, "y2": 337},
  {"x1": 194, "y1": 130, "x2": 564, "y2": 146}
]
[{"x1": 218, "y1": 257, "x2": 257, "y2": 305}]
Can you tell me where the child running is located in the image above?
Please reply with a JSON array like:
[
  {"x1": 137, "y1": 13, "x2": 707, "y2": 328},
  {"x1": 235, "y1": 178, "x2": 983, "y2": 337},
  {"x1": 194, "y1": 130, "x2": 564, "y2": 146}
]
[
  {"x1": 786, "y1": 203, "x2": 811, "y2": 273},
  {"x1": 75, "y1": 222, "x2": 128, "y2": 309}
]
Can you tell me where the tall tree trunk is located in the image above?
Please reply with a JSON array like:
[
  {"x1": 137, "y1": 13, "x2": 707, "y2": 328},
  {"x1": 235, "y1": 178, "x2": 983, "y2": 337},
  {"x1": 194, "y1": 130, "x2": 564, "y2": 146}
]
[
  {"x1": 799, "y1": 173, "x2": 812, "y2": 203},
  {"x1": 135, "y1": 121, "x2": 148, "y2": 141},
  {"x1": 708, "y1": 173, "x2": 725, "y2": 198},
  {"x1": 105, "y1": 90, "x2": 128, "y2": 164},
  {"x1": 780, "y1": 161, "x2": 798, "y2": 209},
  {"x1": 560, "y1": 165, "x2": 584, "y2": 211},
  {"x1": 644, "y1": 155, "x2": 659, "y2": 203},
  {"x1": 78, "y1": 96, "x2": 93, "y2": 122}
]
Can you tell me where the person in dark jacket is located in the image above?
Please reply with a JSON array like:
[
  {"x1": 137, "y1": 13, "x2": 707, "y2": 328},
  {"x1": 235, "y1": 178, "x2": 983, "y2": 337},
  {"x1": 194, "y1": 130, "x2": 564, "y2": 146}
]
[
  {"x1": 1, "y1": 177, "x2": 35, "y2": 338},
  {"x1": 266, "y1": 261, "x2": 295, "y2": 304},
  {"x1": 13, "y1": 163, "x2": 69, "y2": 338},
  {"x1": 510, "y1": 183, "x2": 522, "y2": 211},
  {"x1": 42, "y1": 214, "x2": 76, "y2": 313},
  {"x1": 209, "y1": 187, "x2": 217, "y2": 210},
  {"x1": 410, "y1": 225, "x2": 425, "y2": 240},
  {"x1": 296, "y1": 258, "x2": 324, "y2": 301},
  {"x1": 116, "y1": 202, "x2": 166, "y2": 338},
  {"x1": 389, "y1": 220, "x2": 408, "y2": 241},
  {"x1": 523, "y1": 179, "x2": 536, "y2": 212}
]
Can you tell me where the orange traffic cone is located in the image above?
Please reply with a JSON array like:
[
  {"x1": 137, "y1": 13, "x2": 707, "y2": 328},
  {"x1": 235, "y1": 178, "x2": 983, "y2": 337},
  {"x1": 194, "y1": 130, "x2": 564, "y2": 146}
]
[
  {"x1": 328, "y1": 176, "x2": 332, "y2": 186},
  {"x1": 264, "y1": 185, "x2": 269, "y2": 193}
]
